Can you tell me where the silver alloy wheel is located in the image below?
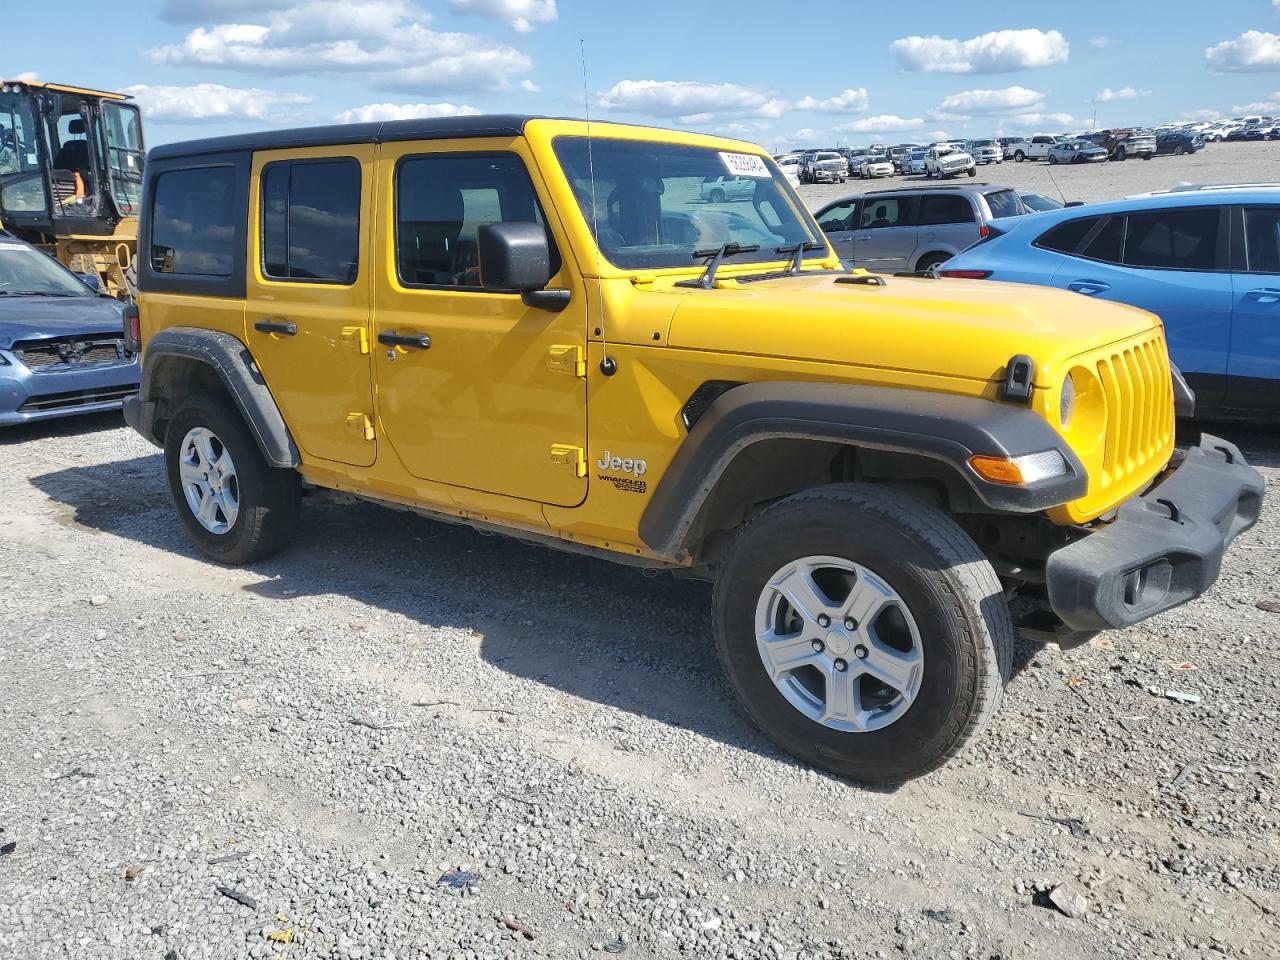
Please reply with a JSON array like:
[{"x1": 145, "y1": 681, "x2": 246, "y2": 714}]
[
  {"x1": 178, "y1": 426, "x2": 240, "y2": 535},
  {"x1": 754, "y1": 556, "x2": 924, "y2": 732}
]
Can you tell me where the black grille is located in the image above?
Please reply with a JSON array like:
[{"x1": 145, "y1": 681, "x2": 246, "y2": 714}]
[
  {"x1": 18, "y1": 386, "x2": 135, "y2": 413},
  {"x1": 12, "y1": 336, "x2": 130, "y2": 371}
]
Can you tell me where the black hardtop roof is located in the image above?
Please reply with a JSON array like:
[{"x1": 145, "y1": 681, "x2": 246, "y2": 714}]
[{"x1": 148, "y1": 114, "x2": 542, "y2": 161}]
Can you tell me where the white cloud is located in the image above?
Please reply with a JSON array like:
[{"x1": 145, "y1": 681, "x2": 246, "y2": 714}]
[
  {"x1": 1233, "y1": 93, "x2": 1280, "y2": 113},
  {"x1": 1180, "y1": 109, "x2": 1224, "y2": 122},
  {"x1": 123, "y1": 82, "x2": 313, "y2": 122},
  {"x1": 890, "y1": 28, "x2": 1069, "y2": 74},
  {"x1": 147, "y1": 0, "x2": 532, "y2": 93},
  {"x1": 334, "y1": 101, "x2": 481, "y2": 123},
  {"x1": 520, "y1": 79, "x2": 541, "y2": 93},
  {"x1": 795, "y1": 88, "x2": 869, "y2": 113},
  {"x1": 159, "y1": 0, "x2": 295, "y2": 21},
  {"x1": 598, "y1": 80, "x2": 783, "y2": 122},
  {"x1": 835, "y1": 114, "x2": 925, "y2": 133},
  {"x1": 938, "y1": 85, "x2": 1044, "y2": 113},
  {"x1": 1092, "y1": 86, "x2": 1151, "y2": 103},
  {"x1": 1206, "y1": 30, "x2": 1280, "y2": 72},
  {"x1": 1089, "y1": 36, "x2": 1112, "y2": 49},
  {"x1": 13, "y1": 71, "x2": 38, "y2": 82},
  {"x1": 447, "y1": 0, "x2": 556, "y2": 33}
]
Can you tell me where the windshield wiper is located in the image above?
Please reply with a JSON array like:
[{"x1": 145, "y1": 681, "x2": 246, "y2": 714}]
[
  {"x1": 676, "y1": 242, "x2": 760, "y2": 289},
  {"x1": 4, "y1": 290, "x2": 79, "y2": 297},
  {"x1": 777, "y1": 241, "x2": 824, "y2": 275}
]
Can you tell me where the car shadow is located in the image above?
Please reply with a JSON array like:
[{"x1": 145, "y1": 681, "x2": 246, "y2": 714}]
[
  {"x1": 33, "y1": 452, "x2": 920, "y2": 791},
  {"x1": 0, "y1": 410, "x2": 127, "y2": 445},
  {"x1": 1179, "y1": 422, "x2": 1280, "y2": 469}
]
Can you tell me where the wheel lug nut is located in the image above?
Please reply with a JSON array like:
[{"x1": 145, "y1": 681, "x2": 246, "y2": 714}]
[
  {"x1": 844, "y1": 618, "x2": 857, "y2": 630},
  {"x1": 854, "y1": 645, "x2": 869, "y2": 660},
  {"x1": 834, "y1": 658, "x2": 848, "y2": 672},
  {"x1": 816, "y1": 614, "x2": 831, "y2": 628},
  {"x1": 811, "y1": 640, "x2": 825, "y2": 653}
]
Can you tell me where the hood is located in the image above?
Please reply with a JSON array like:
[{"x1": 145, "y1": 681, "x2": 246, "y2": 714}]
[
  {"x1": 663, "y1": 271, "x2": 1158, "y2": 389},
  {"x1": 0, "y1": 296, "x2": 125, "y2": 350}
]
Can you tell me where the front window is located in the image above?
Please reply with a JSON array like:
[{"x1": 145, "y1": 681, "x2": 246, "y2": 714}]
[
  {"x1": 0, "y1": 239, "x2": 91, "y2": 296},
  {"x1": 553, "y1": 137, "x2": 821, "y2": 271}
]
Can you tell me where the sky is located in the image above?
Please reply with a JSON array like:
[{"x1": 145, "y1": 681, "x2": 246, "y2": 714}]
[{"x1": 8, "y1": 0, "x2": 1280, "y2": 150}]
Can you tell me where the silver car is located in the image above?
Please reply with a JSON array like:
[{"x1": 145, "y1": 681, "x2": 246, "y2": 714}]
[
  {"x1": 699, "y1": 175, "x2": 757, "y2": 203},
  {"x1": 813, "y1": 183, "x2": 1027, "y2": 274},
  {"x1": 966, "y1": 139, "x2": 1003, "y2": 164}
]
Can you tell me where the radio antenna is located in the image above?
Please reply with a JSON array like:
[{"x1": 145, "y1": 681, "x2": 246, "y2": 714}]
[
  {"x1": 581, "y1": 39, "x2": 616, "y2": 376},
  {"x1": 1044, "y1": 156, "x2": 1068, "y2": 206}
]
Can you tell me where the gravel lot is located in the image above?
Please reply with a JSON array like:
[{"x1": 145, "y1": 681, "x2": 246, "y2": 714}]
[
  {"x1": 795, "y1": 141, "x2": 1280, "y2": 210},
  {"x1": 2, "y1": 145, "x2": 1280, "y2": 960}
]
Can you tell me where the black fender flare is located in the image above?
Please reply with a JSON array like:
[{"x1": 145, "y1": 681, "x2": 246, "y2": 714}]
[
  {"x1": 125, "y1": 326, "x2": 299, "y2": 468},
  {"x1": 637, "y1": 381, "x2": 1086, "y2": 558}
]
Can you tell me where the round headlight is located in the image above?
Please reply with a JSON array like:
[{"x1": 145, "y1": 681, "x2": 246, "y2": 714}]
[{"x1": 1060, "y1": 373, "x2": 1076, "y2": 428}]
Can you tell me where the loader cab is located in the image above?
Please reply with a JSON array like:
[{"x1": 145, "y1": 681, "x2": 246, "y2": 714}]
[{"x1": 0, "y1": 80, "x2": 144, "y2": 241}]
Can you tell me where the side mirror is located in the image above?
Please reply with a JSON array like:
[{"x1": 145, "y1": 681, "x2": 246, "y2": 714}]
[
  {"x1": 76, "y1": 271, "x2": 102, "y2": 292},
  {"x1": 478, "y1": 221, "x2": 570, "y2": 311}
]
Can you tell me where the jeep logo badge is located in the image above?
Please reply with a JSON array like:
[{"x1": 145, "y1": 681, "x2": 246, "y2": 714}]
[{"x1": 596, "y1": 450, "x2": 647, "y2": 477}]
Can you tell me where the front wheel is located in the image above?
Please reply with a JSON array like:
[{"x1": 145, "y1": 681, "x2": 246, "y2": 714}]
[
  {"x1": 967, "y1": 167, "x2": 977, "y2": 177},
  {"x1": 1048, "y1": 155, "x2": 1058, "y2": 165},
  {"x1": 713, "y1": 484, "x2": 1013, "y2": 784},
  {"x1": 1014, "y1": 150, "x2": 1025, "y2": 162},
  {"x1": 164, "y1": 395, "x2": 302, "y2": 565},
  {"x1": 709, "y1": 189, "x2": 726, "y2": 203},
  {"x1": 1115, "y1": 146, "x2": 1126, "y2": 161}
]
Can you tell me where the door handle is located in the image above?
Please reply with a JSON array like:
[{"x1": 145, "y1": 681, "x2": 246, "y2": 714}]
[
  {"x1": 254, "y1": 319, "x2": 297, "y2": 336},
  {"x1": 378, "y1": 330, "x2": 432, "y2": 350},
  {"x1": 1067, "y1": 280, "x2": 1110, "y2": 296},
  {"x1": 1245, "y1": 288, "x2": 1280, "y2": 304},
  {"x1": 856, "y1": 235, "x2": 872, "y2": 241}
]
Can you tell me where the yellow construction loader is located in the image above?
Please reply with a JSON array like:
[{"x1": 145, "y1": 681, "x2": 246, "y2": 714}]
[{"x1": 0, "y1": 79, "x2": 145, "y2": 298}]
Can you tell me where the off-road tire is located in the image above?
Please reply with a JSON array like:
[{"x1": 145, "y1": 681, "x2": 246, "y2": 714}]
[
  {"x1": 164, "y1": 395, "x2": 301, "y2": 565},
  {"x1": 712, "y1": 484, "x2": 1014, "y2": 784}
]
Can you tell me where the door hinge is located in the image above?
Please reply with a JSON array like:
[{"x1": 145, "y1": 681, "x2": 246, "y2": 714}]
[
  {"x1": 345, "y1": 412, "x2": 375, "y2": 441},
  {"x1": 341, "y1": 326, "x2": 370, "y2": 354},
  {"x1": 550, "y1": 443, "x2": 586, "y2": 477},
  {"x1": 546, "y1": 344, "x2": 586, "y2": 378}
]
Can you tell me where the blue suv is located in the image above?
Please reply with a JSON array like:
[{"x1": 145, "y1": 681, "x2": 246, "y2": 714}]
[{"x1": 938, "y1": 186, "x2": 1280, "y2": 420}]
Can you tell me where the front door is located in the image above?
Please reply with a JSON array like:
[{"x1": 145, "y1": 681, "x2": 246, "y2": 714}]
[
  {"x1": 815, "y1": 199, "x2": 858, "y2": 261},
  {"x1": 372, "y1": 140, "x2": 588, "y2": 508},
  {"x1": 246, "y1": 146, "x2": 376, "y2": 466},
  {"x1": 853, "y1": 195, "x2": 919, "y2": 273},
  {"x1": 1228, "y1": 205, "x2": 1280, "y2": 414}
]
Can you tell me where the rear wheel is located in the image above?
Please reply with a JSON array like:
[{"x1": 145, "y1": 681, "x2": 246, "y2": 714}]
[
  {"x1": 1115, "y1": 145, "x2": 1127, "y2": 161},
  {"x1": 164, "y1": 395, "x2": 301, "y2": 565},
  {"x1": 712, "y1": 484, "x2": 1013, "y2": 784},
  {"x1": 915, "y1": 251, "x2": 950, "y2": 273}
]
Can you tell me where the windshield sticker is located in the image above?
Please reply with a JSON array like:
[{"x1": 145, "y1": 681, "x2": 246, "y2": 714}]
[
  {"x1": 719, "y1": 152, "x2": 771, "y2": 178},
  {"x1": 0, "y1": 243, "x2": 30, "y2": 252}
]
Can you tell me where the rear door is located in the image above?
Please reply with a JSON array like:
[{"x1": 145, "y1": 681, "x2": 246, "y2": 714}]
[
  {"x1": 916, "y1": 193, "x2": 977, "y2": 260},
  {"x1": 1049, "y1": 206, "x2": 1232, "y2": 408},
  {"x1": 1228, "y1": 205, "x2": 1280, "y2": 414},
  {"x1": 246, "y1": 146, "x2": 376, "y2": 466},
  {"x1": 852, "y1": 195, "x2": 918, "y2": 272}
]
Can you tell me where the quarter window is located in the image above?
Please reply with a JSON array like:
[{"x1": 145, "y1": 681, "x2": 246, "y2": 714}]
[
  {"x1": 1035, "y1": 217, "x2": 1098, "y2": 255},
  {"x1": 1244, "y1": 207, "x2": 1280, "y2": 273},
  {"x1": 150, "y1": 166, "x2": 237, "y2": 276},
  {"x1": 396, "y1": 153, "x2": 553, "y2": 288},
  {"x1": 917, "y1": 194, "x2": 974, "y2": 226},
  {"x1": 1122, "y1": 208, "x2": 1220, "y2": 271},
  {"x1": 983, "y1": 190, "x2": 1022, "y2": 219},
  {"x1": 261, "y1": 158, "x2": 361, "y2": 283}
]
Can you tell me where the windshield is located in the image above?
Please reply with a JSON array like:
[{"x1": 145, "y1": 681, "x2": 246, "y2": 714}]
[
  {"x1": 553, "y1": 137, "x2": 823, "y2": 271},
  {"x1": 0, "y1": 240, "x2": 91, "y2": 295},
  {"x1": 971, "y1": 140, "x2": 995, "y2": 147},
  {"x1": 0, "y1": 91, "x2": 49, "y2": 215}
]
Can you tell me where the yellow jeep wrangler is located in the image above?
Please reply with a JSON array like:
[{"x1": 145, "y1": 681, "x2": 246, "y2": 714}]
[{"x1": 122, "y1": 116, "x2": 1263, "y2": 783}]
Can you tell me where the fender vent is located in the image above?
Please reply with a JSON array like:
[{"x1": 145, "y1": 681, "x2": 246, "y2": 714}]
[{"x1": 681, "y1": 380, "x2": 742, "y2": 431}]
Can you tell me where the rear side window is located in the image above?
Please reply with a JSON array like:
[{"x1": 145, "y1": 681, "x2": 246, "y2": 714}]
[
  {"x1": 860, "y1": 197, "x2": 912, "y2": 229},
  {"x1": 150, "y1": 166, "x2": 237, "y2": 276},
  {"x1": 1244, "y1": 207, "x2": 1280, "y2": 272},
  {"x1": 1082, "y1": 217, "x2": 1124, "y2": 263},
  {"x1": 1123, "y1": 208, "x2": 1220, "y2": 271},
  {"x1": 261, "y1": 158, "x2": 361, "y2": 283},
  {"x1": 917, "y1": 194, "x2": 974, "y2": 226},
  {"x1": 396, "y1": 152, "x2": 553, "y2": 289},
  {"x1": 1036, "y1": 216, "x2": 1100, "y2": 255},
  {"x1": 983, "y1": 190, "x2": 1022, "y2": 220}
]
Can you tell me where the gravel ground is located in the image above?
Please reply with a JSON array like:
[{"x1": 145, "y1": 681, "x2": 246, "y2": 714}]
[
  {"x1": 795, "y1": 141, "x2": 1280, "y2": 210},
  {"x1": 2, "y1": 147, "x2": 1279, "y2": 960}
]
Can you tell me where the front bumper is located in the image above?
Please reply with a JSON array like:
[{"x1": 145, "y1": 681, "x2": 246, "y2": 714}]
[
  {"x1": 1045, "y1": 435, "x2": 1264, "y2": 633},
  {"x1": 0, "y1": 353, "x2": 139, "y2": 427}
]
